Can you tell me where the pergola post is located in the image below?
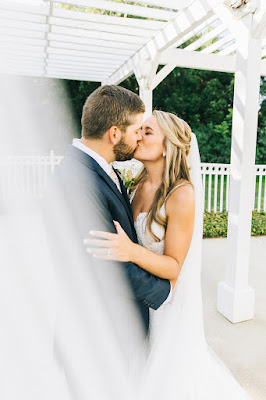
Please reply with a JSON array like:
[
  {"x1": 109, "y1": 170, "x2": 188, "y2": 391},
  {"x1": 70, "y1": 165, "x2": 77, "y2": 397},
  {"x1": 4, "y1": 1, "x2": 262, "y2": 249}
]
[
  {"x1": 139, "y1": 83, "x2": 153, "y2": 118},
  {"x1": 217, "y1": 13, "x2": 262, "y2": 323},
  {"x1": 134, "y1": 58, "x2": 157, "y2": 119}
]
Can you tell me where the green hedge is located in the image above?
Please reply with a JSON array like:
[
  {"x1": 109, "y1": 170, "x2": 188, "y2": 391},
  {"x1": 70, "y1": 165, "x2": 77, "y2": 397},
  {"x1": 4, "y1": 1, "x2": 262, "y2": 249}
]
[
  {"x1": 121, "y1": 175, "x2": 266, "y2": 238},
  {"x1": 203, "y1": 211, "x2": 266, "y2": 238}
]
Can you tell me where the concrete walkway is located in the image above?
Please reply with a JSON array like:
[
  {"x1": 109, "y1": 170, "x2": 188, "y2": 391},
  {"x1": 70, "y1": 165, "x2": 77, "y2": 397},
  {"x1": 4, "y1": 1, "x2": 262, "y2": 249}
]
[{"x1": 201, "y1": 236, "x2": 266, "y2": 400}]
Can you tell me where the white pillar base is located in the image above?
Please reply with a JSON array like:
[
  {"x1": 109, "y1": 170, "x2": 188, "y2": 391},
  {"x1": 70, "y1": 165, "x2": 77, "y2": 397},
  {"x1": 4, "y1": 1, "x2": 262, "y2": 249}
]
[{"x1": 217, "y1": 281, "x2": 255, "y2": 323}]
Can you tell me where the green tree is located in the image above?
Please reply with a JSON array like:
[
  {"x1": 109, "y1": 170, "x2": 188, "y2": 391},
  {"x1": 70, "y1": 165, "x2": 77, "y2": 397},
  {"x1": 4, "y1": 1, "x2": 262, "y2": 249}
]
[
  {"x1": 64, "y1": 80, "x2": 100, "y2": 127},
  {"x1": 153, "y1": 67, "x2": 234, "y2": 128},
  {"x1": 256, "y1": 77, "x2": 266, "y2": 164},
  {"x1": 151, "y1": 67, "x2": 234, "y2": 162}
]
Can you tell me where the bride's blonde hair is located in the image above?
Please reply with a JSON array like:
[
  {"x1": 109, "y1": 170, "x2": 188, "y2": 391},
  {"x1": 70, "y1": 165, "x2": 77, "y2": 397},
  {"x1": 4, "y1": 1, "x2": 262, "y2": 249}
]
[{"x1": 131, "y1": 110, "x2": 193, "y2": 242}]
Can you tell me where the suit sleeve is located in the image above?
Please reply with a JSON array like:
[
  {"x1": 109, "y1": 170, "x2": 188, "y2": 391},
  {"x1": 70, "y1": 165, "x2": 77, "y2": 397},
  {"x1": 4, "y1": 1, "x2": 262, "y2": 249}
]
[
  {"x1": 87, "y1": 189, "x2": 171, "y2": 310},
  {"x1": 123, "y1": 261, "x2": 170, "y2": 310}
]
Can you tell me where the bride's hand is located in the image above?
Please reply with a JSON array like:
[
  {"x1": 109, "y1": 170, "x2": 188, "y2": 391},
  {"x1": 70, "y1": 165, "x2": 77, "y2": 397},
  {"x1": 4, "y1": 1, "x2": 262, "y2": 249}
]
[{"x1": 83, "y1": 221, "x2": 136, "y2": 262}]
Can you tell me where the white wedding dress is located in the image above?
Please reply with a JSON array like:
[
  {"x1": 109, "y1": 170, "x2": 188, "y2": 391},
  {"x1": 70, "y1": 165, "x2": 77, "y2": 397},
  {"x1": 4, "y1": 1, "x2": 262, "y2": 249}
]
[{"x1": 130, "y1": 133, "x2": 251, "y2": 400}]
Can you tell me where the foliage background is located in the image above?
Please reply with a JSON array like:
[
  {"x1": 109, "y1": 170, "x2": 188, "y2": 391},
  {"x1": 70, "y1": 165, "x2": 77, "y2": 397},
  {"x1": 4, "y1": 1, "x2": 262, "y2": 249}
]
[
  {"x1": 64, "y1": 70, "x2": 266, "y2": 164},
  {"x1": 203, "y1": 211, "x2": 266, "y2": 238}
]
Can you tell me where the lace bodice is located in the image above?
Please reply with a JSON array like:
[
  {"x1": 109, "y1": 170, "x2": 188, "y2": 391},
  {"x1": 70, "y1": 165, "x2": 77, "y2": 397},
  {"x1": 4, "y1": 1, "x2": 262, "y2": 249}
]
[
  {"x1": 130, "y1": 184, "x2": 185, "y2": 255},
  {"x1": 133, "y1": 209, "x2": 165, "y2": 255}
]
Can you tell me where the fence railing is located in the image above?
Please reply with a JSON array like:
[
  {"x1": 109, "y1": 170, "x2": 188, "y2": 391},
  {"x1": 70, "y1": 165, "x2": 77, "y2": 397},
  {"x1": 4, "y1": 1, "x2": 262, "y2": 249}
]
[
  {"x1": 0, "y1": 151, "x2": 265, "y2": 213},
  {"x1": 201, "y1": 163, "x2": 231, "y2": 213},
  {"x1": 0, "y1": 151, "x2": 63, "y2": 201}
]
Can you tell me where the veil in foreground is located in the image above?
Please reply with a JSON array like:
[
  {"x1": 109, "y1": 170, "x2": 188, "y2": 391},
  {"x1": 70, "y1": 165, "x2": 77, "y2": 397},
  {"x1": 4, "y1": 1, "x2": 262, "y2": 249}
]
[{"x1": 141, "y1": 133, "x2": 251, "y2": 400}]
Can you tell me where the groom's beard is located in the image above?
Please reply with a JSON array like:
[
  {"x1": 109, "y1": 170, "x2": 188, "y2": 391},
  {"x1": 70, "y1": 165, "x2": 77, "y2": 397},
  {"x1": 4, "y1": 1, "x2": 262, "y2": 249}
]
[{"x1": 113, "y1": 135, "x2": 136, "y2": 161}]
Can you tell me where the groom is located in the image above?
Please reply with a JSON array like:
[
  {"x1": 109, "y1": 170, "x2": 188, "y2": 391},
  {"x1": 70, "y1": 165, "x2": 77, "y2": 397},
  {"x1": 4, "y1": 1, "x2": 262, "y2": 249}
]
[{"x1": 50, "y1": 85, "x2": 171, "y2": 334}]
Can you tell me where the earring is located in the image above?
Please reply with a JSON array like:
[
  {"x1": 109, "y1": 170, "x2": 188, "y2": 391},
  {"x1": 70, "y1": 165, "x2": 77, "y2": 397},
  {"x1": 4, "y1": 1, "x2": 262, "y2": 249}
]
[{"x1": 162, "y1": 152, "x2": 166, "y2": 157}]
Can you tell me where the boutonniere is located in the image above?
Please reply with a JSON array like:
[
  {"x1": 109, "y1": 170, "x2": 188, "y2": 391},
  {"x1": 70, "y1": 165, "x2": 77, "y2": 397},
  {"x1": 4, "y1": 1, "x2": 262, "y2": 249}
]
[{"x1": 116, "y1": 168, "x2": 136, "y2": 191}]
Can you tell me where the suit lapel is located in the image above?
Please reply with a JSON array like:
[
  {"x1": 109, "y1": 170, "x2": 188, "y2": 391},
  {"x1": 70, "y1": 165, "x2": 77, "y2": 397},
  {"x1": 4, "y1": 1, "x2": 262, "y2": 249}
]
[
  {"x1": 115, "y1": 170, "x2": 134, "y2": 219},
  {"x1": 66, "y1": 145, "x2": 135, "y2": 227}
]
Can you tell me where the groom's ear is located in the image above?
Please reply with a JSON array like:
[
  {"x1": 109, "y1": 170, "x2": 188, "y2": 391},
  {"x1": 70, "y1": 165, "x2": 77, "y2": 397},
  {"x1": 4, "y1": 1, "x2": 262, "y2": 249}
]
[{"x1": 108, "y1": 126, "x2": 122, "y2": 145}]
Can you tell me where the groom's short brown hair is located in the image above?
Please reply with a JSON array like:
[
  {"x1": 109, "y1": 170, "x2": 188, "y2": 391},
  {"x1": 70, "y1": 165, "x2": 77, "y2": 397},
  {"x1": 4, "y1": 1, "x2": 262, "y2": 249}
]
[{"x1": 81, "y1": 85, "x2": 145, "y2": 139}]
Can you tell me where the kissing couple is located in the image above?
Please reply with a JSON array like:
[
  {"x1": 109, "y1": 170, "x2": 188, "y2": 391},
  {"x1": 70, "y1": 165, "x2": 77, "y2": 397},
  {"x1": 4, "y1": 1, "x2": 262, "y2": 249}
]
[{"x1": 51, "y1": 85, "x2": 250, "y2": 399}]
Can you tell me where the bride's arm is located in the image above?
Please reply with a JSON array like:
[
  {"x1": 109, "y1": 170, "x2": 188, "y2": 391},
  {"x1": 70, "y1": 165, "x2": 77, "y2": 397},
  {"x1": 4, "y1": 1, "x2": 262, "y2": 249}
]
[
  {"x1": 133, "y1": 186, "x2": 195, "y2": 280},
  {"x1": 84, "y1": 186, "x2": 195, "y2": 281}
]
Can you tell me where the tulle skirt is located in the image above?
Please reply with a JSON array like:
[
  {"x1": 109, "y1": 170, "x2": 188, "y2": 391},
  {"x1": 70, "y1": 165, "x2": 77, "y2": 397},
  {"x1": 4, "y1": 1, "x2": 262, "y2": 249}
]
[{"x1": 140, "y1": 260, "x2": 251, "y2": 400}]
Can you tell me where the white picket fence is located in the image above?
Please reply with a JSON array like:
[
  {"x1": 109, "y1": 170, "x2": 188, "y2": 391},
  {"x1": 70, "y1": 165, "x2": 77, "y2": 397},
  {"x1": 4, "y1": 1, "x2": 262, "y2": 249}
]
[
  {"x1": 0, "y1": 151, "x2": 62, "y2": 201},
  {"x1": 0, "y1": 151, "x2": 265, "y2": 213}
]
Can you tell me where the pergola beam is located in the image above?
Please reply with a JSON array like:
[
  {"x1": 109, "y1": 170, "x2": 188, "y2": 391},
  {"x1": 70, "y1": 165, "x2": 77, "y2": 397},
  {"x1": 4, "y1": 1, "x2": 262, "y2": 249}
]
[
  {"x1": 47, "y1": 47, "x2": 128, "y2": 62},
  {"x1": 0, "y1": 26, "x2": 46, "y2": 39},
  {"x1": 253, "y1": 11, "x2": 266, "y2": 39},
  {"x1": 47, "y1": 73, "x2": 104, "y2": 81},
  {"x1": 202, "y1": 34, "x2": 235, "y2": 54},
  {"x1": 0, "y1": 17, "x2": 48, "y2": 33},
  {"x1": 49, "y1": 40, "x2": 133, "y2": 56},
  {"x1": 151, "y1": 63, "x2": 176, "y2": 91},
  {"x1": 169, "y1": 14, "x2": 218, "y2": 50},
  {"x1": 218, "y1": 43, "x2": 236, "y2": 56},
  {"x1": 47, "y1": 33, "x2": 139, "y2": 50},
  {"x1": 104, "y1": 0, "x2": 214, "y2": 85},
  {"x1": 54, "y1": 0, "x2": 175, "y2": 21},
  {"x1": 46, "y1": 67, "x2": 108, "y2": 77},
  {"x1": 0, "y1": 9, "x2": 47, "y2": 23},
  {"x1": 159, "y1": 48, "x2": 235, "y2": 73},
  {"x1": 46, "y1": 54, "x2": 121, "y2": 67},
  {"x1": 52, "y1": 7, "x2": 165, "y2": 30},
  {"x1": 0, "y1": 66, "x2": 45, "y2": 76},
  {"x1": 151, "y1": 48, "x2": 236, "y2": 91},
  {"x1": 252, "y1": 1, "x2": 266, "y2": 39},
  {"x1": 0, "y1": 36, "x2": 47, "y2": 47},
  {"x1": 184, "y1": 23, "x2": 227, "y2": 52},
  {"x1": 49, "y1": 16, "x2": 156, "y2": 38},
  {"x1": 134, "y1": 0, "x2": 181, "y2": 8},
  {"x1": 0, "y1": 0, "x2": 49, "y2": 15},
  {"x1": 47, "y1": 63, "x2": 114, "y2": 73},
  {"x1": 50, "y1": 25, "x2": 147, "y2": 45},
  {"x1": 0, "y1": 43, "x2": 46, "y2": 55}
]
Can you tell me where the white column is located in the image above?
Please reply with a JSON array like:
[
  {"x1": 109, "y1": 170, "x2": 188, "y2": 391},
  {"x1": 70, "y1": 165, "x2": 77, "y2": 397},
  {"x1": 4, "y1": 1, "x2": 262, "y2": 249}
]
[
  {"x1": 134, "y1": 57, "x2": 156, "y2": 120},
  {"x1": 217, "y1": 14, "x2": 262, "y2": 323},
  {"x1": 139, "y1": 82, "x2": 153, "y2": 119}
]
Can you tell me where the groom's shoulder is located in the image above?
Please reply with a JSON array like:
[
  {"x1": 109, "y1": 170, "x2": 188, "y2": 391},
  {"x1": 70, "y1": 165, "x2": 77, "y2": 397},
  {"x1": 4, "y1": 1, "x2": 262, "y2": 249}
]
[
  {"x1": 57, "y1": 146, "x2": 102, "y2": 182},
  {"x1": 61, "y1": 145, "x2": 95, "y2": 170}
]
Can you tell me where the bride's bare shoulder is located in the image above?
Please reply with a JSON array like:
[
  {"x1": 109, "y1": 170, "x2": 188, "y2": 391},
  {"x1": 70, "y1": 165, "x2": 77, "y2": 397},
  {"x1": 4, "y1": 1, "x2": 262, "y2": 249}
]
[{"x1": 165, "y1": 181, "x2": 195, "y2": 217}]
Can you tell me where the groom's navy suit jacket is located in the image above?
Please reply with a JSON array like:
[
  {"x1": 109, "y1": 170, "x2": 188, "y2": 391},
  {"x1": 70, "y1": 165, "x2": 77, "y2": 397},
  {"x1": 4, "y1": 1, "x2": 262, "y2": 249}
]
[{"x1": 47, "y1": 145, "x2": 170, "y2": 333}]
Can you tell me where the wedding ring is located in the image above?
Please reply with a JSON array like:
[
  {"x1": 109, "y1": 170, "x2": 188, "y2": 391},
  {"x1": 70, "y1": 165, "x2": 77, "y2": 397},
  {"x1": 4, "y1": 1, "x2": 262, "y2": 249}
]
[{"x1": 107, "y1": 248, "x2": 110, "y2": 256}]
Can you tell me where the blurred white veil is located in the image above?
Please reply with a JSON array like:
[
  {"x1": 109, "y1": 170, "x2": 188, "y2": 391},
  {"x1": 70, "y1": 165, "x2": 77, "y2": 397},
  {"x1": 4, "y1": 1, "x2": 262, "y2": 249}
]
[{"x1": 0, "y1": 75, "x2": 145, "y2": 400}]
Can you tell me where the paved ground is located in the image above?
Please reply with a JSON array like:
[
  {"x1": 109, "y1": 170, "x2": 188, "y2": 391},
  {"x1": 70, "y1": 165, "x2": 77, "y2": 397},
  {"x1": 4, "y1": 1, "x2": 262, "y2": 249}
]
[{"x1": 201, "y1": 236, "x2": 266, "y2": 400}]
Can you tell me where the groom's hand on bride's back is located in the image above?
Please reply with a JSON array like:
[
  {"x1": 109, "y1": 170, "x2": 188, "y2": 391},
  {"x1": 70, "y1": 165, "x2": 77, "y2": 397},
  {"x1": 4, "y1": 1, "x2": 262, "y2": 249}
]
[{"x1": 83, "y1": 221, "x2": 137, "y2": 262}]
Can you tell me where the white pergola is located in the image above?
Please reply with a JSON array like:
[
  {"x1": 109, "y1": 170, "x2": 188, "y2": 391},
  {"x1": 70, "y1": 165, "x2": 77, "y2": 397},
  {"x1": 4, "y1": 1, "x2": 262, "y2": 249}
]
[{"x1": 1, "y1": 0, "x2": 265, "y2": 323}]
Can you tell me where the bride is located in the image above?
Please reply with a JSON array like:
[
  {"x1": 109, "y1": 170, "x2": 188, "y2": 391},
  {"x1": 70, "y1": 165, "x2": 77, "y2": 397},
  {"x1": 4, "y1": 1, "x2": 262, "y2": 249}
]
[{"x1": 85, "y1": 110, "x2": 251, "y2": 400}]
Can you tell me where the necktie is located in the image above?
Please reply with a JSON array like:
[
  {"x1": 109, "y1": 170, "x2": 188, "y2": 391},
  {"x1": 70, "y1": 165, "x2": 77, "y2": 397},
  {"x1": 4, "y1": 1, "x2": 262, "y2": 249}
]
[{"x1": 109, "y1": 168, "x2": 121, "y2": 193}]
